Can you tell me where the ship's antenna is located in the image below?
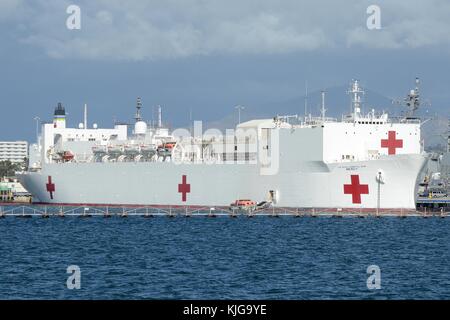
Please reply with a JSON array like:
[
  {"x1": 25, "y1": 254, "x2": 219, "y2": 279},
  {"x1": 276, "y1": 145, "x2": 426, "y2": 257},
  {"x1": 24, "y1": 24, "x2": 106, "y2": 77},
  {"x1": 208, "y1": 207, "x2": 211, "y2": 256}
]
[
  {"x1": 347, "y1": 80, "x2": 364, "y2": 121},
  {"x1": 393, "y1": 77, "x2": 428, "y2": 120},
  {"x1": 135, "y1": 97, "x2": 143, "y2": 123},
  {"x1": 189, "y1": 107, "x2": 193, "y2": 135},
  {"x1": 447, "y1": 119, "x2": 450, "y2": 153},
  {"x1": 151, "y1": 105, "x2": 154, "y2": 128},
  {"x1": 34, "y1": 116, "x2": 40, "y2": 148},
  {"x1": 84, "y1": 103, "x2": 88, "y2": 129},
  {"x1": 405, "y1": 77, "x2": 421, "y2": 118},
  {"x1": 321, "y1": 90, "x2": 326, "y2": 122},
  {"x1": 235, "y1": 105, "x2": 245, "y2": 125},
  {"x1": 157, "y1": 105, "x2": 162, "y2": 128},
  {"x1": 304, "y1": 80, "x2": 308, "y2": 118}
]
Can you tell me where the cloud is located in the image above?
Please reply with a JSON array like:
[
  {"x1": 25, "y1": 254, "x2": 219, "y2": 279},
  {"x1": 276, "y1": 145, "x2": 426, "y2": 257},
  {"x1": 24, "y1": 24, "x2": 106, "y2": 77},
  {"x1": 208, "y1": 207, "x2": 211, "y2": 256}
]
[
  {"x1": 346, "y1": 1, "x2": 450, "y2": 49},
  {"x1": 7, "y1": 0, "x2": 450, "y2": 60},
  {"x1": 0, "y1": 0, "x2": 22, "y2": 19}
]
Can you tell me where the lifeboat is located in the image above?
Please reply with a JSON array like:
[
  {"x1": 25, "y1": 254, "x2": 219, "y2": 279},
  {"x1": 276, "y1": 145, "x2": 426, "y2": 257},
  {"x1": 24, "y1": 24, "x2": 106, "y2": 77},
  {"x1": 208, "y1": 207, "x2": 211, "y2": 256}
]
[
  {"x1": 124, "y1": 145, "x2": 140, "y2": 157},
  {"x1": 229, "y1": 199, "x2": 257, "y2": 211},
  {"x1": 107, "y1": 145, "x2": 124, "y2": 158},
  {"x1": 164, "y1": 142, "x2": 176, "y2": 149},
  {"x1": 157, "y1": 142, "x2": 176, "y2": 157},
  {"x1": 62, "y1": 151, "x2": 75, "y2": 162},
  {"x1": 92, "y1": 145, "x2": 108, "y2": 156},
  {"x1": 140, "y1": 144, "x2": 157, "y2": 157}
]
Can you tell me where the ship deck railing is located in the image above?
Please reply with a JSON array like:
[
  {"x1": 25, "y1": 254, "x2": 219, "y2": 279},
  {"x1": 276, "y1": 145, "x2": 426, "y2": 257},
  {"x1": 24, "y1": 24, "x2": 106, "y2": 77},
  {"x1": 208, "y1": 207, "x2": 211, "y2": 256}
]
[
  {"x1": 0, "y1": 204, "x2": 448, "y2": 218},
  {"x1": 49, "y1": 152, "x2": 260, "y2": 164}
]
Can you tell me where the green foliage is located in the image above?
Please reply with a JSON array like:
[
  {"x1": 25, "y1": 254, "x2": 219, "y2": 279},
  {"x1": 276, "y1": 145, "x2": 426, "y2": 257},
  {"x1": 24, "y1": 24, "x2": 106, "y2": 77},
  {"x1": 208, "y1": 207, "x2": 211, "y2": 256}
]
[{"x1": 0, "y1": 161, "x2": 22, "y2": 178}]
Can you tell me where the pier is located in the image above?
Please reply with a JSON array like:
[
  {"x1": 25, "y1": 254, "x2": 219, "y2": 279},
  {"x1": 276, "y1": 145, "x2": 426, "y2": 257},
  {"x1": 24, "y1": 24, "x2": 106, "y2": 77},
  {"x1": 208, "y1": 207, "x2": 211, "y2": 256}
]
[
  {"x1": 0, "y1": 204, "x2": 448, "y2": 218},
  {"x1": 416, "y1": 197, "x2": 450, "y2": 210}
]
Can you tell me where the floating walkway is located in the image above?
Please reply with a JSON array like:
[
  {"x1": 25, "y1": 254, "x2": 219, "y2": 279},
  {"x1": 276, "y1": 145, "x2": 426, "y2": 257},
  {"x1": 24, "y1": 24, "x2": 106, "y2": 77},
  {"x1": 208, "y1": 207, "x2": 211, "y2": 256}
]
[
  {"x1": 416, "y1": 197, "x2": 450, "y2": 210},
  {"x1": 0, "y1": 204, "x2": 448, "y2": 219}
]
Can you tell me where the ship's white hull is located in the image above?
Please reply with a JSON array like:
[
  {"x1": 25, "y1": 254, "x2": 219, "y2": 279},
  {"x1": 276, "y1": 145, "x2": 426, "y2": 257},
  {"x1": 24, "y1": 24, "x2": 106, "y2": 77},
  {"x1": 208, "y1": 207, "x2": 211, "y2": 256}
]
[{"x1": 18, "y1": 154, "x2": 427, "y2": 210}]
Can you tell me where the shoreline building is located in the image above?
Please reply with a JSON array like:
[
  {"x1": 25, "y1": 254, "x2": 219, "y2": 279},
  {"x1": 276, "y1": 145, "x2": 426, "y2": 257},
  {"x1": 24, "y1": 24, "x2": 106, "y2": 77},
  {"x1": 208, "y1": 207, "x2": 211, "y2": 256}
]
[{"x1": 0, "y1": 141, "x2": 28, "y2": 163}]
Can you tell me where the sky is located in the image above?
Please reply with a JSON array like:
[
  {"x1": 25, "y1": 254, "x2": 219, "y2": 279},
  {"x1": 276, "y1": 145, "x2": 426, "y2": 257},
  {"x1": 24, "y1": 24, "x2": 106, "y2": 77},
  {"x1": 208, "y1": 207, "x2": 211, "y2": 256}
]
[{"x1": 0, "y1": 0, "x2": 450, "y2": 143}]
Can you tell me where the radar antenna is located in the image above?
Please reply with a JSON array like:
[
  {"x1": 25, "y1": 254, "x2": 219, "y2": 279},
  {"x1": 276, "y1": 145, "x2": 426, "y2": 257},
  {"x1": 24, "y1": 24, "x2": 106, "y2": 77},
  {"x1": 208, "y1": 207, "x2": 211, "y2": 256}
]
[
  {"x1": 347, "y1": 80, "x2": 364, "y2": 120},
  {"x1": 404, "y1": 77, "x2": 421, "y2": 118},
  {"x1": 135, "y1": 97, "x2": 142, "y2": 123},
  {"x1": 391, "y1": 77, "x2": 430, "y2": 120}
]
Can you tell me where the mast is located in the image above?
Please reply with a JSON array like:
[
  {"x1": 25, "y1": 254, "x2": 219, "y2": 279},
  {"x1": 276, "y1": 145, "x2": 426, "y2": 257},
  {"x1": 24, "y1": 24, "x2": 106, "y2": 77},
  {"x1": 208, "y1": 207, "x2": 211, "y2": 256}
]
[
  {"x1": 189, "y1": 107, "x2": 193, "y2": 135},
  {"x1": 347, "y1": 80, "x2": 364, "y2": 121},
  {"x1": 84, "y1": 103, "x2": 88, "y2": 129},
  {"x1": 447, "y1": 119, "x2": 450, "y2": 153},
  {"x1": 321, "y1": 90, "x2": 326, "y2": 122},
  {"x1": 157, "y1": 105, "x2": 162, "y2": 128},
  {"x1": 304, "y1": 80, "x2": 308, "y2": 118},
  {"x1": 235, "y1": 105, "x2": 244, "y2": 125},
  {"x1": 404, "y1": 77, "x2": 420, "y2": 118},
  {"x1": 135, "y1": 97, "x2": 142, "y2": 123}
]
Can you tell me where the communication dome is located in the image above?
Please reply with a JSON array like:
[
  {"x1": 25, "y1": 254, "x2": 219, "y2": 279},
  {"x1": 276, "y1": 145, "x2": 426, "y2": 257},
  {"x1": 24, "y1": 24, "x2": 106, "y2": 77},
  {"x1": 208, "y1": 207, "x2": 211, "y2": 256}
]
[{"x1": 135, "y1": 121, "x2": 147, "y2": 135}]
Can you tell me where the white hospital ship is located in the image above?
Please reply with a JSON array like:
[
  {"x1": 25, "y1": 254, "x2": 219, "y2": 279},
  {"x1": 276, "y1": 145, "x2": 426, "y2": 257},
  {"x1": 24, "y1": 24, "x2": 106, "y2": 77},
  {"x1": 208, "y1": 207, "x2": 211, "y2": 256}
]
[{"x1": 18, "y1": 79, "x2": 427, "y2": 210}]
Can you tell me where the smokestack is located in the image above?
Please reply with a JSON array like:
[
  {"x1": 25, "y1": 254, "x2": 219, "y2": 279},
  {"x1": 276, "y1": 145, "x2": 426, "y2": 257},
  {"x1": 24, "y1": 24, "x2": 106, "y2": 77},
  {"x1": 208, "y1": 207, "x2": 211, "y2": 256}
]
[{"x1": 53, "y1": 102, "x2": 66, "y2": 129}]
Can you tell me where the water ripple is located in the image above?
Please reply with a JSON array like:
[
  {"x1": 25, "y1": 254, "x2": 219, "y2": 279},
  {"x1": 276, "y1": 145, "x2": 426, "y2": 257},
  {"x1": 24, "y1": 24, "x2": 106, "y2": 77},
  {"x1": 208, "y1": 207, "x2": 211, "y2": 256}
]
[{"x1": 0, "y1": 216, "x2": 449, "y2": 299}]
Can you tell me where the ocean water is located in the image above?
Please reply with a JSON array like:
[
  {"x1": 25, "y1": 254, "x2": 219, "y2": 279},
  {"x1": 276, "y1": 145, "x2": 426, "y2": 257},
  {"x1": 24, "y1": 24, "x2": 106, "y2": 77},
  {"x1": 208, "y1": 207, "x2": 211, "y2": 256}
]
[{"x1": 0, "y1": 211, "x2": 449, "y2": 299}]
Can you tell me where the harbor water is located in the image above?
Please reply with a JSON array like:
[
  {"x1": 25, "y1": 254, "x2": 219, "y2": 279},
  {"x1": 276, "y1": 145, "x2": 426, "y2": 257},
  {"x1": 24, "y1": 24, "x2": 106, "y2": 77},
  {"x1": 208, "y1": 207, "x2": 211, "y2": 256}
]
[{"x1": 0, "y1": 207, "x2": 449, "y2": 299}]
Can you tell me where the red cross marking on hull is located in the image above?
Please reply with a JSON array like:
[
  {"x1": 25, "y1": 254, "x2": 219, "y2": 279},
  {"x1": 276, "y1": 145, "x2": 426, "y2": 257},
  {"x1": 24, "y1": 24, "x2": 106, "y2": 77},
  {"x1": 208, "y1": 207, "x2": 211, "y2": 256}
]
[
  {"x1": 381, "y1": 131, "x2": 403, "y2": 155},
  {"x1": 46, "y1": 176, "x2": 55, "y2": 199},
  {"x1": 178, "y1": 175, "x2": 191, "y2": 202},
  {"x1": 343, "y1": 175, "x2": 369, "y2": 204}
]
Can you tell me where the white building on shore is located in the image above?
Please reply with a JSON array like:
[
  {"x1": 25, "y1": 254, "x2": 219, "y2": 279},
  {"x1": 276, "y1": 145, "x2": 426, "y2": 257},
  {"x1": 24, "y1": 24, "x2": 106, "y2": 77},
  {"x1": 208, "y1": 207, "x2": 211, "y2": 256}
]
[{"x1": 0, "y1": 141, "x2": 28, "y2": 163}]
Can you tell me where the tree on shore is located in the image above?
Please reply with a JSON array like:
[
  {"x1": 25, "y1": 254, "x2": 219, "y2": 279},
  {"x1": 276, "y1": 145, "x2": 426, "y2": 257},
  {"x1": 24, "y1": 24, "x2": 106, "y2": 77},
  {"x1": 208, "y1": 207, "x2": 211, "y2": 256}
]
[{"x1": 0, "y1": 161, "x2": 22, "y2": 178}]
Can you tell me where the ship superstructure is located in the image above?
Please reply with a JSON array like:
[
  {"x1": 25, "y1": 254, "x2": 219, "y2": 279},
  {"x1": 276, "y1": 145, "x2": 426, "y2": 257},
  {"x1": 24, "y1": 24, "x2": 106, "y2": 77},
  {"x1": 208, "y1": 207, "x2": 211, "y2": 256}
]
[{"x1": 20, "y1": 80, "x2": 427, "y2": 210}]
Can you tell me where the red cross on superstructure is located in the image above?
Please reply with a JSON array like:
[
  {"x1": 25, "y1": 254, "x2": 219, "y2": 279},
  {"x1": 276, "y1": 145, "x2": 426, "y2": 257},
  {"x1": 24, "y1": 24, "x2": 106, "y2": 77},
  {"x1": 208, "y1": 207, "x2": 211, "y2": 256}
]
[
  {"x1": 381, "y1": 131, "x2": 403, "y2": 155},
  {"x1": 343, "y1": 175, "x2": 369, "y2": 204},
  {"x1": 46, "y1": 176, "x2": 55, "y2": 199},
  {"x1": 178, "y1": 175, "x2": 191, "y2": 202}
]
